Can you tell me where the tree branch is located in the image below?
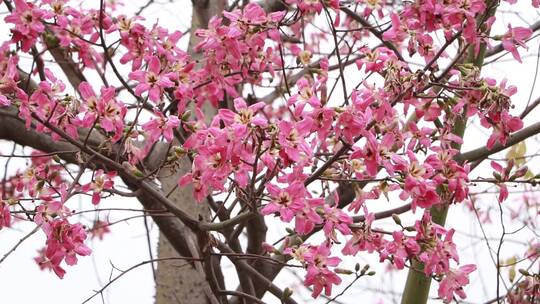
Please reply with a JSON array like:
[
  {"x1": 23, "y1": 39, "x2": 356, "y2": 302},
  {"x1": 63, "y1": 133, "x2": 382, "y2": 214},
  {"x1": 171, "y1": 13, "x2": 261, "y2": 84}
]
[{"x1": 457, "y1": 121, "x2": 540, "y2": 164}]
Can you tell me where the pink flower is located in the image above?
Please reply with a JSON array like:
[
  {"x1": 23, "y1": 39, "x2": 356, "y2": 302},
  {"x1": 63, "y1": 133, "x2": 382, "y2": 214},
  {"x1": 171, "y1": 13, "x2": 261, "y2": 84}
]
[
  {"x1": 178, "y1": 168, "x2": 208, "y2": 202},
  {"x1": 89, "y1": 220, "x2": 111, "y2": 240},
  {"x1": 0, "y1": 56, "x2": 20, "y2": 106},
  {"x1": 484, "y1": 112, "x2": 523, "y2": 150},
  {"x1": 129, "y1": 56, "x2": 175, "y2": 103},
  {"x1": 438, "y1": 264, "x2": 476, "y2": 303},
  {"x1": 286, "y1": 0, "x2": 339, "y2": 14},
  {"x1": 217, "y1": 97, "x2": 267, "y2": 129},
  {"x1": 398, "y1": 155, "x2": 441, "y2": 210},
  {"x1": 294, "y1": 198, "x2": 324, "y2": 235},
  {"x1": 81, "y1": 169, "x2": 116, "y2": 205},
  {"x1": 4, "y1": 0, "x2": 47, "y2": 36},
  {"x1": 321, "y1": 205, "x2": 353, "y2": 240},
  {"x1": 78, "y1": 82, "x2": 125, "y2": 138},
  {"x1": 287, "y1": 78, "x2": 321, "y2": 107},
  {"x1": 382, "y1": 13, "x2": 408, "y2": 43},
  {"x1": 0, "y1": 95, "x2": 9, "y2": 106},
  {"x1": 502, "y1": 25, "x2": 532, "y2": 63},
  {"x1": 419, "y1": 229, "x2": 459, "y2": 275},
  {"x1": 406, "y1": 122, "x2": 433, "y2": 151},
  {"x1": 261, "y1": 182, "x2": 306, "y2": 222},
  {"x1": 4, "y1": 0, "x2": 52, "y2": 51},
  {"x1": 335, "y1": 108, "x2": 366, "y2": 144},
  {"x1": 277, "y1": 121, "x2": 312, "y2": 163},
  {"x1": 302, "y1": 244, "x2": 342, "y2": 298},
  {"x1": 301, "y1": 106, "x2": 335, "y2": 144},
  {"x1": 491, "y1": 161, "x2": 509, "y2": 202},
  {"x1": 0, "y1": 200, "x2": 11, "y2": 229},
  {"x1": 34, "y1": 248, "x2": 66, "y2": 279},
  {"x1": 380, "y1": 231, "x2": 420, "y2": 269},
  {"x1": 305, "y1": 265, "x2": 342, "y2": 298},
  {"x1": 490, "y1": 160, "x2": 527, "y2": 203},
  {"x1": 142, "y1": 111, "x2": 180, "y2": 143},
  {"x1": 342, "y1": 212, "x2": 384, "y2": 255},
  {"x1": 350, "y1": 132, "x2": 394, "y2": 178},
  {"x1": 42, "y1": 219, "x2": 92, "y2": 278},
  {"x1": 34, "y1": 200, "x2": 68, "y2": 230}
]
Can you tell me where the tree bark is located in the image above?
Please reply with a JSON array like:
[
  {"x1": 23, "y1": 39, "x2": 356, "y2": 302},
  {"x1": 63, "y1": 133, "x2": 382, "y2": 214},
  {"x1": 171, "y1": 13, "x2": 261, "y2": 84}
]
[
  {"x1": 154, "y1": 155, "x2": 213, "y2": 304},
  {"x1": 154, "y1": 1, "x2": 225, "y2": 304}
]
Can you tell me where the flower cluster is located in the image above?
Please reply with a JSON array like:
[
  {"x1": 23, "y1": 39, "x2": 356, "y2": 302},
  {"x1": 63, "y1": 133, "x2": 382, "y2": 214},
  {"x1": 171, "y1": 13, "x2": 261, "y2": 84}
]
[
  {"x1": 286, "y1": 243, "x2": 342, "y2": 297},
  {"x1": 36, "y1": 219, "x2": 92, "y2": 278},
  {"x1": 0, "y1": 0, "x2": 536, "y2": 300},
  {"x1": 193, "y1": 3, "x2": 285, "y2": 106}
]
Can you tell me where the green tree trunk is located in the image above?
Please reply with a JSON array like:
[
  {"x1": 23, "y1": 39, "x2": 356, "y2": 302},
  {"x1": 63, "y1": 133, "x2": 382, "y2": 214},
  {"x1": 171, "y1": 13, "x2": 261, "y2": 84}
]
[{"x1": 400, "y1": 2, "x2": 498, "y2": 301}]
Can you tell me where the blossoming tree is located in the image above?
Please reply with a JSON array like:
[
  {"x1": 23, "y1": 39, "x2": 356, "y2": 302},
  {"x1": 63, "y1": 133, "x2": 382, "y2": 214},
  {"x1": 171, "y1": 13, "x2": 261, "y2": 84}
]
[{"x1": 0, "y1": 0, "x2": 538, "y2": 303}]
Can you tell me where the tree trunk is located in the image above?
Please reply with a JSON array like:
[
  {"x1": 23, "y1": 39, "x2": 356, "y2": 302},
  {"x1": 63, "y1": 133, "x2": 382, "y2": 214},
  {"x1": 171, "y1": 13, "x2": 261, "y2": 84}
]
[
  {"x1": 154, "y1": 1, "x2": 225, "y2": 303},
  {"x1": 154, "y1": 157, "x2": 212, "y2": 304}
]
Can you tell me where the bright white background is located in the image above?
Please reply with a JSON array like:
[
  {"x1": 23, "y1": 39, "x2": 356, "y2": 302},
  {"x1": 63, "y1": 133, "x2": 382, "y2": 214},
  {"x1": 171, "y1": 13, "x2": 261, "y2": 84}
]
[{"x1": 0, "y1": 1, "x2": 539, "y2": 303}]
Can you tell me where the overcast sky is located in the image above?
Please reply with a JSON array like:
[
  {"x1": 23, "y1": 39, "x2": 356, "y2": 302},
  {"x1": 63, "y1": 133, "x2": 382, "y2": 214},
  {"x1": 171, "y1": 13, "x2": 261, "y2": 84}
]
[{"x1": 0, "y1": 1, "x2": 539, "y2": 303}]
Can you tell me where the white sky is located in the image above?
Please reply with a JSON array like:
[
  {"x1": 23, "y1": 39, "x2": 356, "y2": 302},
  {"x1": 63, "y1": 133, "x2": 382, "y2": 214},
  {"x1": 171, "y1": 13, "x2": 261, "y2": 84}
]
[{"x1": 0, "y1": 1, "x2": 539, "y2": 304}]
